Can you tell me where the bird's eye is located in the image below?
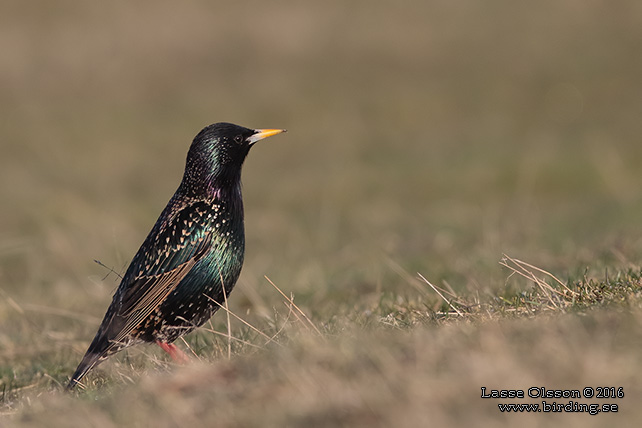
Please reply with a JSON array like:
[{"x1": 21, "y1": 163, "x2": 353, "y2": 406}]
[{"x1": 233, "y1": 135, "x2": 243, "y2": 144}]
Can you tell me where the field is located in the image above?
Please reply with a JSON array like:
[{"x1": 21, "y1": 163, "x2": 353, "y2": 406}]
[{"x1": 2, "y1": 1, "x2": 642, "y2": 426}]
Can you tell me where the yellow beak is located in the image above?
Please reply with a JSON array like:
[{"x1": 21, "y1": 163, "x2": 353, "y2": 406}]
[{"x1": 248, "y1": 128, "x2": 287, "y2": 144}]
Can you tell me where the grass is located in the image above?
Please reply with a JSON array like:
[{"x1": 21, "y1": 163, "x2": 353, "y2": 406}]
[
  {"x1": 2, "y1": 0, "x2": 642, "y2": 426},
  {"x1": 4, "y1": 261, "x2": 642, "y2": 426}
]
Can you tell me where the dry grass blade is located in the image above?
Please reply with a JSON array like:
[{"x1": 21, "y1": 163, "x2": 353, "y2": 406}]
[
  {"x1": 198, "y1": 326, "x2": 264, "y2": 350},
  {"x1": 220, "y1": 273, "x2": 232, "y2": 360},
  {"x1": 265, "y1": 300, "x2": 296, "y2": 346},
  {"x1": 388, "y1": 258, "x2": 461, "y2": 300},
  {"x1": 386, "y1": 258, "x2": 429, "y2": 297},
  {"x1": 204, "y1": 295, "x2": 282, "y2": 347},
  {"x1": 94, "y1": 259, "x2": 124, "y2": 280},
  {"x1": 43, "y1": 373, "x2": 63, "y2": 388},
  {"x1": 0, "y1": 288, "x2": 25, "y2": 315},
  {"x1": 264, "y1": 276, "x2": 324, "y2": 339},
  {"x1": 179, "y1": 336, "x2": 202, "y2": 360},
  {"x1": 417, "y1": 272, "x2": 464, "y2": 317},
  {"x1": 500, "y1": 259, "x2": 558, "y2": 310},
  {"x1": 280, "y1": 301, "x2": 317, "y2": 334},
  {"x1": 509, "y1": 256, "x2": 575, "y2": 294},
  {"x1": 500, "y1": 254, "x2": 574, "y2": 311}
]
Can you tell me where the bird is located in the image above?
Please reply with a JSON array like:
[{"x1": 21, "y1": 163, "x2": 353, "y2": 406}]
[{"x1": 67, "y1": 122, "x2": 286, "y2": 389}]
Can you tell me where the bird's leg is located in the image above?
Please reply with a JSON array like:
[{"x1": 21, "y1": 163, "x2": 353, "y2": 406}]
[{"x1": 156, "y1": 341, "x2": 190, "y2": 364}]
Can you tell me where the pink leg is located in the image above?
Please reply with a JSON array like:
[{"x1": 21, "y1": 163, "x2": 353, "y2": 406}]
[{"x1": 156, "y1": 341, "x2": 190, "y2": 364}]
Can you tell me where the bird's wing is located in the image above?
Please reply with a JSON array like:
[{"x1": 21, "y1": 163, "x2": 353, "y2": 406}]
[
  {"x1": 111, "y1": 256, "x2": 203, "y2": 345},
  {"x1": 68, "y1": 199, "x2": 223, "y2": 389},
  {"x1": 104, "y1": 199, "x2": 221, "y2": 346}
]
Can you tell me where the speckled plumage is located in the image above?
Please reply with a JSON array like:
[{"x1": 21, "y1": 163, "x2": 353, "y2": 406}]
[{"x1": 68, "y1": 123, "x2": 285, "y2": 389}]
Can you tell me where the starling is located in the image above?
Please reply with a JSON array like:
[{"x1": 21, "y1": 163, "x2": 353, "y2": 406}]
[{"x1": 67, "y1": 122, "x2": 285, "y2": 389}]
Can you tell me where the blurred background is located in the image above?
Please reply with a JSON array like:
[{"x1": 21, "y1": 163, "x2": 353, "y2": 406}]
[{"x1": 2, "y1": 0, "x2": 642, "y2": 358}]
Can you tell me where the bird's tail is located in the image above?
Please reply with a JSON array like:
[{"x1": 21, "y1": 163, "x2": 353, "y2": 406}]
[{"x1": 67, "y1": 352, "x2": 104, "y2": 390}]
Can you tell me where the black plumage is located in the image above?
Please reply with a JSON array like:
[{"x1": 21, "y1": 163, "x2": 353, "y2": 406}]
[{"x1": 68, "y1": 122, "x2": 285, "y2": 389}]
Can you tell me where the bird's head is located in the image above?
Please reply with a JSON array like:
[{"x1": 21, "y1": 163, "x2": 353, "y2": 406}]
[{"x1": 183, "y1": 122, "x2": 285, "y2": 193}]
